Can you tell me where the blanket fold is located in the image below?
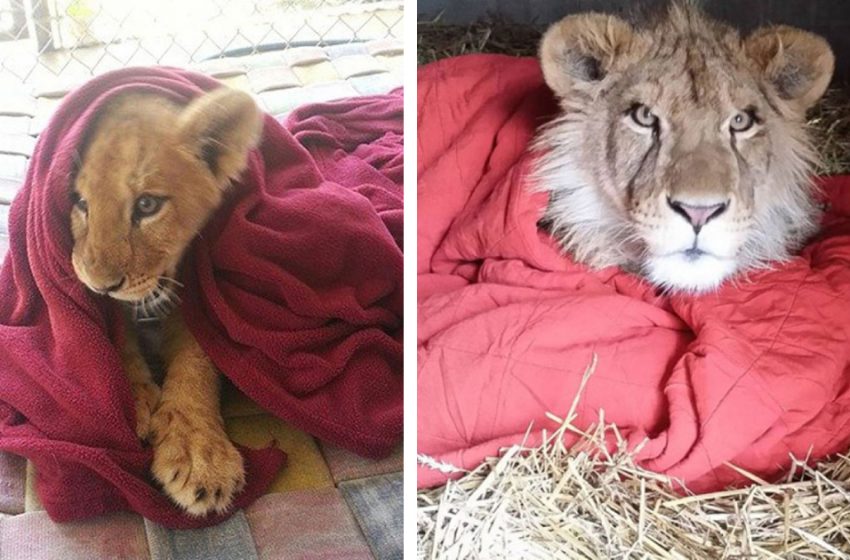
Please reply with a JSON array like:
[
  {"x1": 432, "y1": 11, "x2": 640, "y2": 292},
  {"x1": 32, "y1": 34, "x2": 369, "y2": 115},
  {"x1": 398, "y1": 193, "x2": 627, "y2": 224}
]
[
  {"x1": 0, "y1": 67, "x2": 403, "y2": 528},
  {"x1": 417, "y1": 54, "x2": 850, "y2": 493}
]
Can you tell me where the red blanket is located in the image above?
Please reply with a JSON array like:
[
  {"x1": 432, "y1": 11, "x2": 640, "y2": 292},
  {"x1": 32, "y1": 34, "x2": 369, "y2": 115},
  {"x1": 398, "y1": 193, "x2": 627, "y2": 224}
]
[
  {"x1": 418, "y1": 54, "x2": 850, "y2": 492},
  {"x1": 0, "y1": 67, "x2": 403, "y2": 528}
]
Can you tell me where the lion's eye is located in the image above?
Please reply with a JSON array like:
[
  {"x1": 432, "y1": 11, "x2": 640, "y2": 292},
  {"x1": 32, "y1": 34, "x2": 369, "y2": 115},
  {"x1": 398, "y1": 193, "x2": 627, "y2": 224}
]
[
  {"x1": 70, "y1": 191, "x2": 88, "y2": 215},
  {"x1": 133, "y1": 194, "x2": 165, "y2": 221},
  {"x1": 630, "y1": 104, "x2": 659, "y2": 129},
  {"x1": 730, "y1": 110, "x2": 756, "y2": 133}
]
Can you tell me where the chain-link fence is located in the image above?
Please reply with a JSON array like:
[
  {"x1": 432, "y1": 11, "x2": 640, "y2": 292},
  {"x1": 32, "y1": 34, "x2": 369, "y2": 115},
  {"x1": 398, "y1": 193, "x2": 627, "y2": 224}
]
[{"x1": 0, "y1": 0, "x2": 402, "y2": 88}]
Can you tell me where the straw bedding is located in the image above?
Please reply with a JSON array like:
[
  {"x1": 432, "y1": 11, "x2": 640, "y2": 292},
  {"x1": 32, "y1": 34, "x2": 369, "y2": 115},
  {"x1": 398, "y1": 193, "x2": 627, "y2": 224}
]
[{"x1": 417, "y1": 358, "x2": 850, "y2": 558}]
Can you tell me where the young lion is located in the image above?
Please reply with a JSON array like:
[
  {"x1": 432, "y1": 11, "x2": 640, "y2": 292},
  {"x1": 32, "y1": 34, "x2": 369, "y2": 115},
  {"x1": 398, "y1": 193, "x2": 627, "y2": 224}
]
[
  {"x1": 70, "y1": 88, "x2": 263, "y2": 515},
  {"x1": 533, "y1": 2, "x2": 834, "y2": 292}
]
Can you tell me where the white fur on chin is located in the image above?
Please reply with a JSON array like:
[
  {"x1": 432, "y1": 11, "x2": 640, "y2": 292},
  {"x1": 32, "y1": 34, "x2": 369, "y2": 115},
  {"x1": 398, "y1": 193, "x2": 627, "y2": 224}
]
[{"x1": 646, "y1": 252, "x2": 739, "y2": 293}]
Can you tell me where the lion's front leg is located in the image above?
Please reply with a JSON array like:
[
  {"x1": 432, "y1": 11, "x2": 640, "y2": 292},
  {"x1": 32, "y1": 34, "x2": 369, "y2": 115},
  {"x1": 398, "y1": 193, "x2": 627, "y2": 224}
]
[
  {"x1": 121, "y1": 315, "x2": 161, "y2": 441},
  {"x1": 150, "y1": 312, "x2": 244, "y2": 516}
]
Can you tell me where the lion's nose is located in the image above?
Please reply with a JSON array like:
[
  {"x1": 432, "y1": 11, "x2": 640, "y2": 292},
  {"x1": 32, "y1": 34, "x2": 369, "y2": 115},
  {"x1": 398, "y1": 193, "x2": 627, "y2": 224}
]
[
  {"x1": 667, "y1": 197, "x2": 728, "y2": 233},
  {"x1": 92, "y1": 276, "x2": 126, "y2": 295}
]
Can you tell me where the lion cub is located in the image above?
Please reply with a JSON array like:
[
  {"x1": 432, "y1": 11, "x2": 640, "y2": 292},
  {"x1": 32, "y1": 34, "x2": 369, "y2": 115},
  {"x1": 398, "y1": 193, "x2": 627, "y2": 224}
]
[
  {"x1": 70, "y1": 87, "x2": 263, "y2": 515},
  {"x1": 534, "y1": 2, "x2": 834, "y2": 292}
]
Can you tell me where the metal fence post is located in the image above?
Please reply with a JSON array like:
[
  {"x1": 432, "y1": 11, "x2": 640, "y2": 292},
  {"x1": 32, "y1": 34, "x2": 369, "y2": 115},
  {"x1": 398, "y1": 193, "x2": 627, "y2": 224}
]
[{"x1": 23, "y1": 0, "x2": 53, "y2": 52}]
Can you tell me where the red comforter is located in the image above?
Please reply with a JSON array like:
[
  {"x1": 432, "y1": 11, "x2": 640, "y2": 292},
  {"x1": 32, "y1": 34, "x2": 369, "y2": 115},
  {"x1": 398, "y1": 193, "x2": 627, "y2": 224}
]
[
  {"x1": 0, "y1": 67, "x2": 403, "y2": 528},
  {"x1": 418, "y1": 54, "x2": 850, "y2": 492}
]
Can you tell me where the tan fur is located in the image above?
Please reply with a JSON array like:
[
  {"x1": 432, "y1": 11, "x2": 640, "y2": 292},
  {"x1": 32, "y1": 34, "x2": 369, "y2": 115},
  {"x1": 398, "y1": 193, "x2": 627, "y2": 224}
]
[
  {"x1": 70, "y1": 87, "x2": 263, "y2": 516},
  {"x1": 534, "y1": 2, "x2": 834, "y2": 292}
]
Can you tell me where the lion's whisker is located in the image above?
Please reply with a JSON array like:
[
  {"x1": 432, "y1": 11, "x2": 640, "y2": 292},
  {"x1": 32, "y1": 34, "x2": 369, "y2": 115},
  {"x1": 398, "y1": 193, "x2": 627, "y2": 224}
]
[{"x1": 157, "y1": 276, "x2": 184, "y2": 288}]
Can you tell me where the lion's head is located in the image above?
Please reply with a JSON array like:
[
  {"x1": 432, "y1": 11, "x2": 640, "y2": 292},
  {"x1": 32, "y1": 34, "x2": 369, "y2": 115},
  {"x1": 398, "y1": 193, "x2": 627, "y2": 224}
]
[
  {"x1": 70, "y1": 87, "x2": 263, "y2": 315},
  {"x1": 533, "y1": 2, "x2": 834, "y2": 292}
]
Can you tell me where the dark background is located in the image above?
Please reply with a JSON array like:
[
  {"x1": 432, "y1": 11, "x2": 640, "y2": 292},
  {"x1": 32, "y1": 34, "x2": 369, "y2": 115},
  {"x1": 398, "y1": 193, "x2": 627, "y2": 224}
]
[{"x1": 418, "y1": 0, "x2": 850, "y2": 80}]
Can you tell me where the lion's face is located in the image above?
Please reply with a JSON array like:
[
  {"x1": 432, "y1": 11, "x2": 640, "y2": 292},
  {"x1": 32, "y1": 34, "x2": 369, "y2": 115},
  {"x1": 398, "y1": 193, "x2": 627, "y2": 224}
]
[
  {"x1": 535, "y1": 3, "x2": 834, "y2": 292},
  {"x1": 70, "y1": 88, "x2": 262, "y2": 314}
]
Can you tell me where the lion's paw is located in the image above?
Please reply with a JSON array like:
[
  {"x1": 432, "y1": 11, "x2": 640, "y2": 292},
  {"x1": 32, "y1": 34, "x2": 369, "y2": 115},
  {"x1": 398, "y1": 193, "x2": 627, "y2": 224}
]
[
  {"x1": 132, "y1": 381, "x2": 161, "y2": 441},
  {"x1": 150, "y1": 406, "x2": 245, "y2": 516}
]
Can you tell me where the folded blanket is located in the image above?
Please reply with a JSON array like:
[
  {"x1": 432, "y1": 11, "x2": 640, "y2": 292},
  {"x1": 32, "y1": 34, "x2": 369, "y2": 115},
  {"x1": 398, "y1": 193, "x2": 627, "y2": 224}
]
[
  {"x1": 0, "y1": 67, "x2": 403, "y2": 528},
  {"x1": 417, "y1": 54, "x2": 850, "y2": 493}
]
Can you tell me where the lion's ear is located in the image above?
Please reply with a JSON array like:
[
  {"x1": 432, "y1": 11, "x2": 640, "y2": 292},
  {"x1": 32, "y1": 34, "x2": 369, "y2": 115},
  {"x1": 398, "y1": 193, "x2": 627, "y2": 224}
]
[
  {"x1": 540, "y1": 13, "x2": 636, "y2": 98},
  {"x1": 745, "y1": 25, "x2": 834, "y2": 114},
  {"x1": 178, "y1": 87, "x2": 264, "y2": 184}
]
